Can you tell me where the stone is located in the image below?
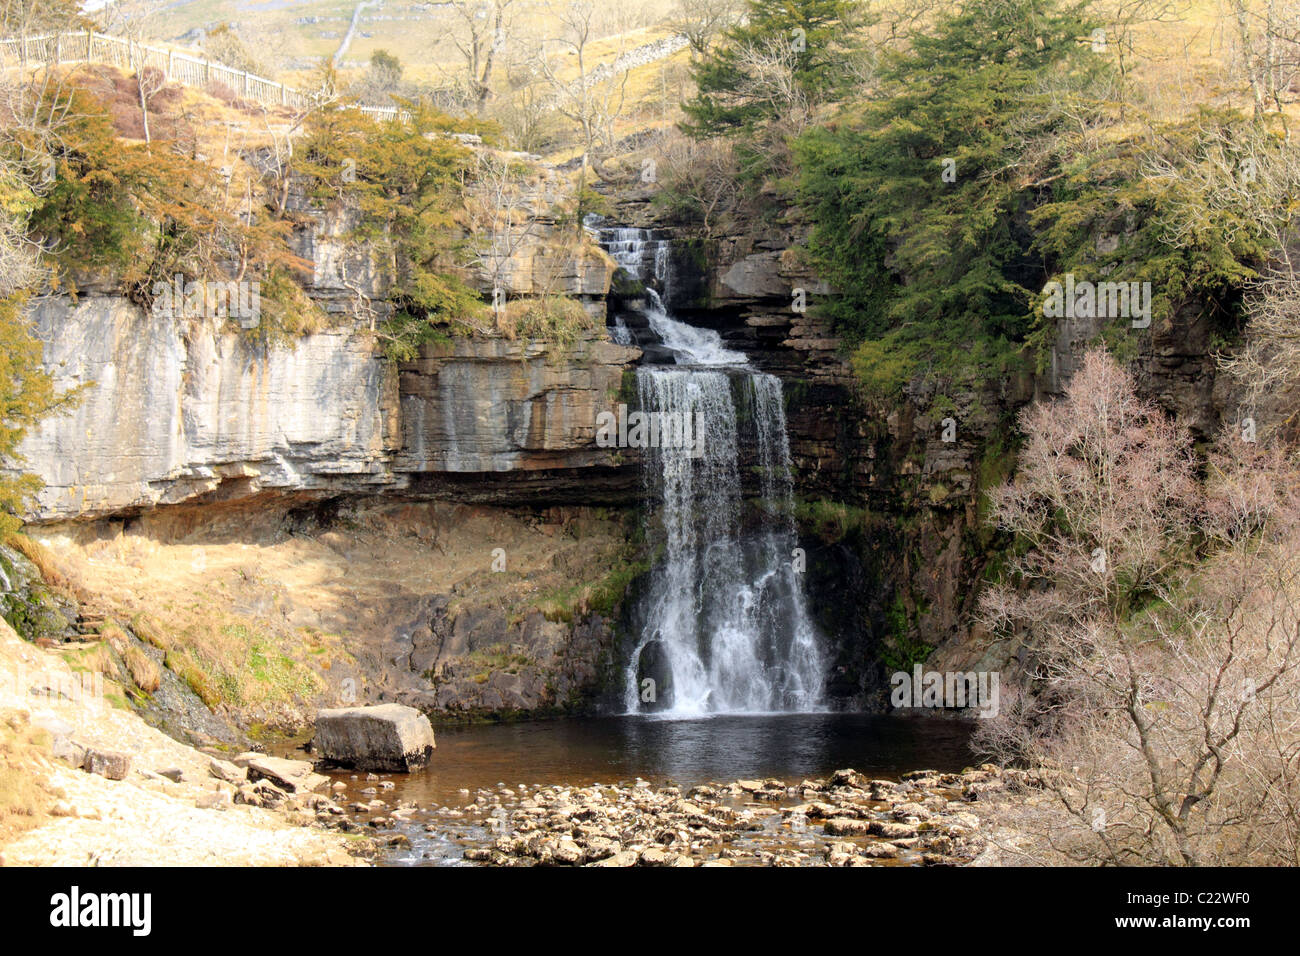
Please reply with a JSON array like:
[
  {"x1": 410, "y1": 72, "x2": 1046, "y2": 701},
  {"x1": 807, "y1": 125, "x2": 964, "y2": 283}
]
[
  {"x1": 244, "y1": 755, "x2": 329, "y2": 793},
  {"x1": 197, "y1": 789, "x2": 232, "y2": 810},
  {"x1": 50, "y1": 734, "x2": 86, "y2": 768},
  {"x1": 637, "y1": 846, "x2": 672, "y2": 866},
  {"x1": 208, "y1": 757, "x2": 246, "y2": 784},
  {"x1": 861, "y1": 842, "x2": 899, "y2": 859},
  {"x1": 824, "y1": 817, "x2": 871, "y2": 836},
  {"x1": 893, "y1": 802, "x2": 933, "y2": 821},
  {"x1": 35, "y1": 715, "x2": 84, "y2": 767},
  {"x1": 315, "y1": 703, "x2": 436, "y2": 772},
  {"x1": 870, "y1": 821, "x2": 919, "y2": 840},
  {"x1": 82, "y1": 748, "x2": 131, "y2": 781},
  {"x1": 236, "y1": 779, "x2": 289, "y2": 809},
  {"x1": 554, "y1": 839, "x2": 586, "y2": 865},
  {"x1": 588, "y1": 850, "x2": 638, "y2": 867}
]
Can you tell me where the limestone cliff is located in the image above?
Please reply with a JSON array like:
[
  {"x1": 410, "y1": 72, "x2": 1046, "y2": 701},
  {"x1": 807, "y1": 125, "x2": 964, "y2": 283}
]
[{"x1": 17, "y1": 296, "x2": 640, "y2": 522}]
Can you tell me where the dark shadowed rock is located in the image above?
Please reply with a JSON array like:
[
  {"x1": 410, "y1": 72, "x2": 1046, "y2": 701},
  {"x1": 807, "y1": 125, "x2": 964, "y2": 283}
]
[{"x1": 315, "y1": 703, "x2": 436, "y2": 772}]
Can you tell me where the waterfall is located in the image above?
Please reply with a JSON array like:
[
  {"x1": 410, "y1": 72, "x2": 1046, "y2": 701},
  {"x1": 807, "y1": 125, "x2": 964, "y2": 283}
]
[{"x1": 595, "y1": 224, "x2": 826, "y2": 716}]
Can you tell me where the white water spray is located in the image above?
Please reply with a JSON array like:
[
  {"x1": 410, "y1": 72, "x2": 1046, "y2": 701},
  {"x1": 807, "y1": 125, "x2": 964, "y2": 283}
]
[{"x1": 597, "y1": 226, "x2": 826, "y2": 716}]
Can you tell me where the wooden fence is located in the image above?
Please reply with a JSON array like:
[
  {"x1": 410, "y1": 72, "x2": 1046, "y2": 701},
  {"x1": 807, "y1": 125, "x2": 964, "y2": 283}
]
[{"x1": 0, "y1": 31, "x2": 403, "y2": 122}]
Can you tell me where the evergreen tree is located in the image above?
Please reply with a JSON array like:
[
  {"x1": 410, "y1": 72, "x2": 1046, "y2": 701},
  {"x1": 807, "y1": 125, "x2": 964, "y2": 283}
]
[
  {"x1": 682, "y1": 0, "x2": 867, "y2": 139},
  {"x1": 795, "y1": 0, "x2": 1099, "y2": 398}
]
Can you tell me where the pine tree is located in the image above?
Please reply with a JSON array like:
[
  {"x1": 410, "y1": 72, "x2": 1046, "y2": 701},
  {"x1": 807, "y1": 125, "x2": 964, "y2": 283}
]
[
  {"x1": 795, "y1": 0, "x2": 1097, "y2": 398},
  {"x1": 681, "y1": 0, "x2": 866, "y2": 139}
]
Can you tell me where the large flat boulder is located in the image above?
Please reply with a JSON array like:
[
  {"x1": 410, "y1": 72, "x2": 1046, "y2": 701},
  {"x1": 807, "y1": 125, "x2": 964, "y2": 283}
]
[
  {"x1": 314, "y1": 704, "x2": 435, "y2": 772},
  {"x1": 244, "y1": 755, "x2": 329, "y2": 793}
]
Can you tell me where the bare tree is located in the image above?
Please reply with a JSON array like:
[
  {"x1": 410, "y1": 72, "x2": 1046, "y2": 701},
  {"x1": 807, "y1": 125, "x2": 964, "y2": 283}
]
[
  {"x1": 536, "y1": 1, "x2": 630, "y2": 226},
  {"x1": 1089, "y1": 0, "x2": 1188, "y2": 116},
  {"x1": 0, "y1": 0, "x2": 85, "y2": 38},
  {"x1": 655, "y1": 130, "x2": 740, "y2": 232},
  {"x1": 1225, "y1": 0, "x2": 1300, "y2": 121},
  {"x1": 465, "y1": 150, "x2": 545, "y2": 308},
  {"x1": 978, "y1": 349, "x2": 1300, "y2": 866},
  {"x1": 493, "y1": 59, "x2": 556, "y2": 152},
  {"x1": 671, "y1": 0, "x2": 741, "y2": 58},
  {"x1": 440, "y1": 0, "x2": 517, "y2": 114},
  {"x1": 0, "y1": 69, "x2": 91, "y2": 295}
]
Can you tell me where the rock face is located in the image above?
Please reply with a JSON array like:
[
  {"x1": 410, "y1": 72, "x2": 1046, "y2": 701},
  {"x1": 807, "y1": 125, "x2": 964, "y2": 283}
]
[
  {"x1": 396, "y1": 335, "x2": 638, "y2": 474},
  {"x1": 14, "y1": 146, "x2": 642, "y2": 525},
  {"x1": 19, "y1": 295, "x2": 399, "y2": 520},
  {"x1": 315, "y1": 704, "x2": 436, "y2": 772},
  {"x1": 16, "y1": 297, "x2": 640, "y2": 521}
]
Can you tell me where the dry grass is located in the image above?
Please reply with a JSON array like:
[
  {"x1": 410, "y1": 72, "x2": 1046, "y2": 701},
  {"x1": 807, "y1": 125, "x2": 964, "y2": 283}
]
[
  {"x1": 122, "y1": 645, "x2": 161, "y2": 694},
  {"x1": 0, "y1": 712, "x2": 52, "y2": 843},
  {"x1": 3, "y1": 532, "x2": 68, "y2": 591},
  {"x1": 30, "y1": 500, "x2": 632, "y2": 728}
]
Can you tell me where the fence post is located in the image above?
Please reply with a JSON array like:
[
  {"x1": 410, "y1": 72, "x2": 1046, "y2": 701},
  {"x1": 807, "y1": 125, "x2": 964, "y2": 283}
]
[
  {"x1": 166, "y1": 50, "x2": 173, "y2": 80},
  {"x1": 86, "y1": 30, "x2": 93, "y2": 61},
  {"x1": 243, "y1": 70, "x2": 249, "y2": 97},
  {"x1": 54, "y1": 34, "x2": 61, "y2": 64}
]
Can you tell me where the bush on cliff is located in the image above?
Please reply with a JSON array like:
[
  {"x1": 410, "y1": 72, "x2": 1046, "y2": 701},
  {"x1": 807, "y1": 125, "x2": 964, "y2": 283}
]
[{"x1": 294, "y1": 102, "x2": 487, "y2": 354}]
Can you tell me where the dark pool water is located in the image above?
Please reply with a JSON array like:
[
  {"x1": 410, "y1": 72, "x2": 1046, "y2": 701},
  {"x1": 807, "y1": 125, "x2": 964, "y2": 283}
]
[
  {"x1": 384, "y1": 713, "x2": 977, "y2": 804},
  {"x1": 295, "y1": 713, "x2": 981, "y2": 865}
]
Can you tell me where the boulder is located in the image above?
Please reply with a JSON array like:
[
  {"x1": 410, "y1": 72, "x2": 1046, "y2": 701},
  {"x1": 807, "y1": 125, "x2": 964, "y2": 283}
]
[
  {"x1": 196, "y1": 789, "x2": 232, "y2": 811},
  {"x1": 244, "y1": 755, "x2": 329, "y2": 793},
  {"x1": 314, "y1": 703, "x2": 435, "y2": 772},
  {"x1": 82, "y1": 748, "x2": 131, "y2": 781},
  {"x1": 208, "y1": 757, "x2": 246, "y2": 784}
]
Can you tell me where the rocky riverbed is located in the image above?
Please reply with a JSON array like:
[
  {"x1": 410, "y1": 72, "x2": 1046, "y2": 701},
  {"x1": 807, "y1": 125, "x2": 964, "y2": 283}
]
[{"x1": 325, "y1": 764, "x2": 1038, "y2": 867}]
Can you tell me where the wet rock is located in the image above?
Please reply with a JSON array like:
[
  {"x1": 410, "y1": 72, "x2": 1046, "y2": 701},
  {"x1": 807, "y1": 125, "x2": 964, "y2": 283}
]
[
  {"x1": 831, "y1": 769, "x2": 868, "y2": 790},
  {"x1": 892, "y1": 802, "x2": 933, "y2": 821},
  {"x1": 870, "y1": 821, "x2": 918, "y2": 840},
  {"x1": 824, "y1": 818, "x2": 871, "y2": 836},
  {"x1": 315, "y1": 703, "x2": 436, "y2": 772},
  {"x1": 442, "y1": 767, "x2": 994, "y2": 869},
  {"x1": 589, "y1": 850, "x2": 639, "y2": 867},
  {"x1": 236, "y1": 779, "x2": 290, "y2": 809},
  {"x1": 638, "y1": 846, "x2": 673, "y2": 866},
  {"x1": 861, "y1": 842, "x2": 899, "y2": 859},
  {"x1": 634, "y1": 640, "x2": 674, "y2": 712}
]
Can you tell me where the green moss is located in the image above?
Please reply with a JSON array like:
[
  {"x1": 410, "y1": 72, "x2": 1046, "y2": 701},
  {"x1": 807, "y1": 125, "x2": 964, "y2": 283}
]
[
  {"x1": 879, "y1": 594, "x2": 933, "y2": 672},
  {"x1": 794, "y1": 499, "x2": 871, "y2": 544}
]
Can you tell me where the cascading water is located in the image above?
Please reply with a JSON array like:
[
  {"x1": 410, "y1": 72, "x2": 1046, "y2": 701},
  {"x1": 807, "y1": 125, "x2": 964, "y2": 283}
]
[{"x1": 595, "y1": 224, "x2": 826, "y2": 716}]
